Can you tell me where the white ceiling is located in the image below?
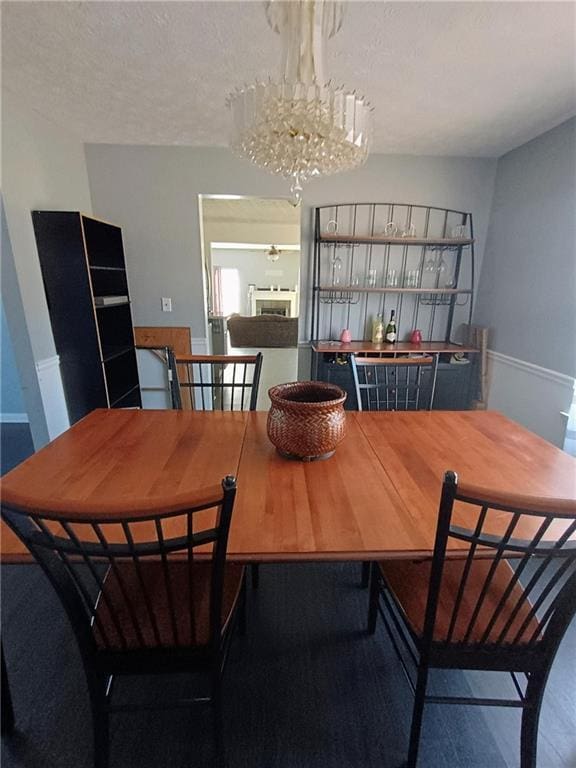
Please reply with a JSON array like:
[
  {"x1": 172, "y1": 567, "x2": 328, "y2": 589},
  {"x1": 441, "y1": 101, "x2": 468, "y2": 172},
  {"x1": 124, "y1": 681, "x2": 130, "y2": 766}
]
[
  {"x1": 3, "y1": 1, "x2": 575, "y2": 156},
  {"x1": 202, "y1": 197, "x2": 301, "y2": 225}
]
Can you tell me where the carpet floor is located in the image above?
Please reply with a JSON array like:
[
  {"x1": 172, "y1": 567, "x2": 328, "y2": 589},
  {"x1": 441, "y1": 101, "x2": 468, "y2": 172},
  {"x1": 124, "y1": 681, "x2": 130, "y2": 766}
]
[{"x1": 2, "y1": 561, "x2": 575, "y2": 768}]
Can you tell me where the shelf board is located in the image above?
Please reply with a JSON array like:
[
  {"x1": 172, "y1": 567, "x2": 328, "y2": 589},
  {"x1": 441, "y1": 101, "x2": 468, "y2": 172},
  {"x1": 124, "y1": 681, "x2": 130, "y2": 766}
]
[
  {"x1": 89, "y1": 265, "x2": 126, "y2": 272},
  {"x1": 317, "y1": 286, "x2": 472, "y2": 294},
  {"x1": 95, "y1": 300, "x2": 131, "y2": 309},
  {"x1": 102, "y1": 345, "x2": 133, "y2": 364},
  {"x1": 319, "y1": 235, "x2": 473, "y2": 247},
  {"x1": 311, "y1": 341, "x2": 479, "y2": 354}
]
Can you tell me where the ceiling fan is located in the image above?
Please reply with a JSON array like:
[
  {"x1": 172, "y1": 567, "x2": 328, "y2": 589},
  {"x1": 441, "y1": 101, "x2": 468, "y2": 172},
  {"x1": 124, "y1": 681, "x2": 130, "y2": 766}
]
[{"x1": 266, "y1": 245, "x2": 282, "y2": 262}]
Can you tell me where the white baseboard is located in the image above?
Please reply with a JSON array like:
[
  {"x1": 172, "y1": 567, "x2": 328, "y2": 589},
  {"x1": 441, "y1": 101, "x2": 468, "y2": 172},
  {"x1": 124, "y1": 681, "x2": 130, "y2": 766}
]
[
  {"x1": 0, "y1": 413, "x2": 29, "y2": 423},
  {"x1": 487, "y1": 350, "x2": 575, "y2": 448},
  {"x1": 35, "y1": 354, "x2": 70, "y2": 440}
]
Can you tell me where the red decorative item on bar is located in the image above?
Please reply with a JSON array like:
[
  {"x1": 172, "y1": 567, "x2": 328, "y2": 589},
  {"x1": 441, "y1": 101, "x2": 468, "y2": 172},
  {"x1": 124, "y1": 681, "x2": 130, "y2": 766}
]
[
  {"x1": 410, "y1": 329, "x2": 423, "y2": 345},
  {"x1": 340, "y1": 328, "x2": 352, "y2": 343}
]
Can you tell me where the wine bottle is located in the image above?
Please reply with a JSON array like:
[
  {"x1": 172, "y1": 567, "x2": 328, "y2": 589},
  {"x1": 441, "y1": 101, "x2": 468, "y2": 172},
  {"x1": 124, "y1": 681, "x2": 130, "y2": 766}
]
[
  {"x1": 371, "y1": 314, "x2": 384, "y2": 344},
  {"x1": 384, "y1": 310, "x2": 397, "y2": 343}
]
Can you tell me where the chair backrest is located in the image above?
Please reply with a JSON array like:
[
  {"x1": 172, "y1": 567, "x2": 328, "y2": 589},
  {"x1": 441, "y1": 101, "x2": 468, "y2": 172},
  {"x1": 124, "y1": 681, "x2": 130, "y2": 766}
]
[
  {"x1": 175, "y1": 353, "x2": 263, "y2": 411},
  {"x1": 135, "y1": 345, "x2": 182, "y2": 409},
  {"x1": 423, "y1": 472, "x2": 576, "y2": 660},
  {"x1": 350, "y1": 354, "x2": 435, "y2": 411},
  {"x1": 1, "y1": 478, "x2": 237, "y2": 654}
]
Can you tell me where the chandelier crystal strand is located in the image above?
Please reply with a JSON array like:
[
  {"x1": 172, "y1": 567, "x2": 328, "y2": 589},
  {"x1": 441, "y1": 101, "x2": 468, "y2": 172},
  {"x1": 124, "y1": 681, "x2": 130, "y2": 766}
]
[{"x1": 227, "y1": 0, "x2": 372, "y2": 205}]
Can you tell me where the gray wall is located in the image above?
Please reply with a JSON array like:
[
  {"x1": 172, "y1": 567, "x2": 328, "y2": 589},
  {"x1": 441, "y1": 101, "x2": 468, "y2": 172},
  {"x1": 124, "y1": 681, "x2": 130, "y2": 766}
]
[
  {"x1": 211, "y1": 248, "x2": 301, "y2": 315},
  {"x1": 474, "y1": 118, "x2": 576, "y2": 376},
  {"x1": 1, "y1": 299, "x2": 25, "y2": 416},
  {"x1": 1, "y1": 94, "x2": 93, "y2": 446},
  {"x1": 85, "y1": 145, "x2": 497, "y2": 353}
]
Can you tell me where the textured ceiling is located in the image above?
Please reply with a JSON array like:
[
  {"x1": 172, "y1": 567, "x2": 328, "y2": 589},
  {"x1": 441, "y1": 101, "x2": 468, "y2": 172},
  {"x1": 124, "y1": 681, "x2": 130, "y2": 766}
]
[
  {"x1": 3, "y1": 1, "x2": 575, "y2": 156},
  {"x1": 202, "y1": 197, "x2": 300, "y2": 225}
]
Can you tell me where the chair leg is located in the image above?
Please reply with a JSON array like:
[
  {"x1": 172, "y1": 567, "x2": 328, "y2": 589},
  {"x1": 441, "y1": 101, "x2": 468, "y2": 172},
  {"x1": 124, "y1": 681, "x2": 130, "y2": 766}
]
[
  {"x1": 360, "y1": 561, "x2": 370, "y2": 588},
  {"x1": 238, "y1": 574, "x2": 247, "y2": 636},
  {"x1": 87, "y1": 673, "x2": 109, "y2": 768},
  {"x1": 520, "y1": 673, "x2": 546, "y2": 768},
  {"x1": 367, "y1": 562, "x2": 379, "y2": 635},
  {"x1": 250, "y1": 564, "x2": 259, "y2": 590},
  {"x1": 1, "y1": 643, "x2": 15, "y2": 737},
  {"x1": 94, "y1": 707, "x2": 109, "y2": 768},
  {"x1": 212, "y1": 672, "x2": 225, "y2": 768},
  {"x1": 407, "y1": 664, "x2": 429, "y2": 768}
]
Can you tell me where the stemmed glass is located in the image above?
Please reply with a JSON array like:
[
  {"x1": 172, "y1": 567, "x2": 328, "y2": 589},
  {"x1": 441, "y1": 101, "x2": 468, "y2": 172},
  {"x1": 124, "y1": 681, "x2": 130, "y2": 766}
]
[
  {"x1": 424, "y1": 249, "x2": 447, "y2": 275},
  {"x1": 424, "y1": 251, "x2": 437, "y2": 273},
  {"x1": 331, "y1": 252, "x2": 343, "y2": 285}
]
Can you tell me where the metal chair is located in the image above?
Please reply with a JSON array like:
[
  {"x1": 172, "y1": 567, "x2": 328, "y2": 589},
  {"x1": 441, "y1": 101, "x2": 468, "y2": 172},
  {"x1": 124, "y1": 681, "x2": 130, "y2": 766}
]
[
  {"x1": 350, "y1": 354, "x2": 437, "y2": 412},
  {"x1": 174, "y1": 352, "x2": 263, "y2": 588},
  {"x1": 175, "y1": 353, "x2": 263, "y2": 412},
  {"x1": 368, "y1": 471, "x2": 576, "y2": 768},
  {"x1": 2, "y1": 476, "x2": 244, "y2": 768}
]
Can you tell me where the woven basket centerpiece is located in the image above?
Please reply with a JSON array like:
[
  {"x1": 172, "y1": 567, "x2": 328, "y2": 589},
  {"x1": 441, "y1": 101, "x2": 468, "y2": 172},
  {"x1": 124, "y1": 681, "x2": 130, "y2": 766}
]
[{"x1": 267, "y1": 381, "x2": 347, "y2": 461}]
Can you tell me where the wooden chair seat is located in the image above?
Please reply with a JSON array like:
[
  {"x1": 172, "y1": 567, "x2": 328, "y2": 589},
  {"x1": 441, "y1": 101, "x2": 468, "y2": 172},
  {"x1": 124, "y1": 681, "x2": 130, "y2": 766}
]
[
  {"x1": 94, "y1": 562, "x2": 245, "y2": 650},
  {"x1": 369, "y1": 475, "x2": 576, "y2": 767},
  {"x1": 2, "y1": 476, "x2": 241, "y2": 767},
  {"x1": 379, "y1": 558, "x2": 541, "y2": 644}
]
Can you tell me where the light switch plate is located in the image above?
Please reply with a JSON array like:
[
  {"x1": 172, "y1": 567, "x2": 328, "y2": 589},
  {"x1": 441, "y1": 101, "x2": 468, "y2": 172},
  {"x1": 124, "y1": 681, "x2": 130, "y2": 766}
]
[{"x1": 161, "y1": 297, "x2": 172, "y2": 312}]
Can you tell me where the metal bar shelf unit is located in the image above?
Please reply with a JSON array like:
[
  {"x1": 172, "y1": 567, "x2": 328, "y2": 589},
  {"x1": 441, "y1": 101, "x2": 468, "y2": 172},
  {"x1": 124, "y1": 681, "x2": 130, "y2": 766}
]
[
  {"x1": 310, "y1": 202, "x2": 476, "y2": 347},
  {"x1": 310, "y1": 202, "x2": 478, "y2": 410}
]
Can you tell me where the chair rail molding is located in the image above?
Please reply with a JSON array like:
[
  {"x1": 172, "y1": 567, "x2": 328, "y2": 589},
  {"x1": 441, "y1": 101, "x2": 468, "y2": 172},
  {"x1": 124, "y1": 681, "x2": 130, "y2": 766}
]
[
  {"x1": 0, "y1": 412, "x2": 29, "y2": 423},
  {"x1": 35, "y1": 354, "x2": 70, "y2": 440},
  {"x1": 487, "y1": 350, "x2": 575, "y2": 448}
]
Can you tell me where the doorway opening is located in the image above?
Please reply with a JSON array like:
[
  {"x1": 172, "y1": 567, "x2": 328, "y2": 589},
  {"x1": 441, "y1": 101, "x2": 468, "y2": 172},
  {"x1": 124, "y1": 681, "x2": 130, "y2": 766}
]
[{"x1": 198, "y1": 196, "x2": 301, "y2": 408}]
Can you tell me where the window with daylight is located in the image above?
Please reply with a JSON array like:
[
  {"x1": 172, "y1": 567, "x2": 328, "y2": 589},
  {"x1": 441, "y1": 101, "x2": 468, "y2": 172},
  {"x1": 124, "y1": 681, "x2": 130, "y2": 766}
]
[{"x1": 213, "y1": 267, "x2": 240, "y2": 316}]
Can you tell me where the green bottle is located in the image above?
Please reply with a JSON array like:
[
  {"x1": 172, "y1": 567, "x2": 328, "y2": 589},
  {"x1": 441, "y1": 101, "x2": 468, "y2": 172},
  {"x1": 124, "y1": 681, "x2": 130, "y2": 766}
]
[{"x1": 384, "y1": 310, "x2": 397, "y2": 343}]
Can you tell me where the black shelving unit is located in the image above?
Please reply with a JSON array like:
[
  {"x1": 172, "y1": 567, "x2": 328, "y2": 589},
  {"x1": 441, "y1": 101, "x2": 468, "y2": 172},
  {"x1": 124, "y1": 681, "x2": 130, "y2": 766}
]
[
  {"x1": 32, "y1": 211, "x2": 141, "y2": 423},
  {"x1": 310, "y1": 202, "x2": 478, "y2": 409}
]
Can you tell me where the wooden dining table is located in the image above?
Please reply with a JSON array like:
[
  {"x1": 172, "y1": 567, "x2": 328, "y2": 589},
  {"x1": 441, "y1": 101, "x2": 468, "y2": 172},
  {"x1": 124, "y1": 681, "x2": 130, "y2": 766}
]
[
  {"x1": 2, "y1": 407, "x2": 575, "y2": 737},
  {"x1": 2, "y1": 407, "x2": 576, "y2": 564}
]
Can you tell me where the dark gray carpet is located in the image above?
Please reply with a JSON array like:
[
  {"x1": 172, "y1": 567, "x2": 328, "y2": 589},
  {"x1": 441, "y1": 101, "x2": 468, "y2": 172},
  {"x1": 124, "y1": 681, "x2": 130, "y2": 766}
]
[
  {"x1": 1, "y1": 423, "x2": 575, "y2": 767},
  {"x1": 2, "y1": 562, "x2": 575, "y2": 768}
]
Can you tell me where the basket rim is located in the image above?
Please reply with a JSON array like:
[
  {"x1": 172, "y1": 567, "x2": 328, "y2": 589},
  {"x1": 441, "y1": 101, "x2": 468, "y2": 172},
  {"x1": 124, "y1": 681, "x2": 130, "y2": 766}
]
[{"x1": 268, "y1": 380, "x2": 347, "y2": 407}]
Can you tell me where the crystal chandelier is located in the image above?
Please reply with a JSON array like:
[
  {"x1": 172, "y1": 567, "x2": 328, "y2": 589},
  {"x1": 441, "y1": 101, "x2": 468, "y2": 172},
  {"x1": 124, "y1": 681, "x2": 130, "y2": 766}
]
[{"x1": 227, "y1": 0, "x2": 372, "y2": 205}]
